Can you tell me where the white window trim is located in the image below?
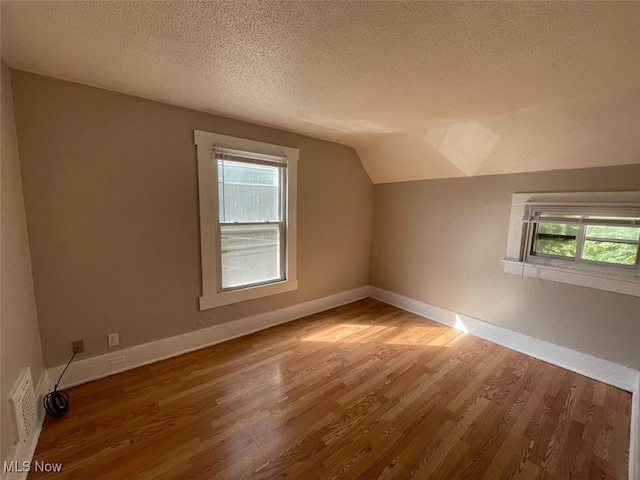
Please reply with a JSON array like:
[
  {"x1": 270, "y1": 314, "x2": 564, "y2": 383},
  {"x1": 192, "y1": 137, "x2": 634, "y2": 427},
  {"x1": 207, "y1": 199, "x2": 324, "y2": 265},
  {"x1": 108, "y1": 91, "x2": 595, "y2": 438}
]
[
  {"x1": 503, "y1": 191, "x2": 640, "y2": 298},
  {"x1": 195, "y1": 130, "x2": 298, "y2": 310}
]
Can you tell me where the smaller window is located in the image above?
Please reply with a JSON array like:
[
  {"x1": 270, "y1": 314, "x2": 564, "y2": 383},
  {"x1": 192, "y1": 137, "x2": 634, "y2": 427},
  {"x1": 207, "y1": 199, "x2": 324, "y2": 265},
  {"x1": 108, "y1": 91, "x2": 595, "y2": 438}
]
[
  {"x1": 523, "y1": 203, "x2": 640, "y2": 276},
  {"x1": 503, "y1": 192, "x2": 640, "y2": 297}
]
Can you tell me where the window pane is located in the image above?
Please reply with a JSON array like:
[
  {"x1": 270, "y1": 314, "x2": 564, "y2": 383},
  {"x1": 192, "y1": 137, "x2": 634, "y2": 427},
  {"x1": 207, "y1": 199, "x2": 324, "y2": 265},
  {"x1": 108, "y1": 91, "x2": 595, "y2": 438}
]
[
  {"x1": 585, "y1": 225, "x2": 640, "y2": 242},
  {"x1": 582, "y1": 241, "x2": 639, "y2": 265},
  {"x1": 220, "y1": 224, "x2": 282, "y2": 289},
  {"x1": 534, "y1": 238, "x2": 577, "y2": 258},
  {"x1": 218, "y1": 160, "x2": 282, "y2": 223},
  {"x1": 533, "y1": 223, "x2": 577, "y2": 258},
  {"x1": 537, "y1": 222, "x2": 579, "y2": 236}
]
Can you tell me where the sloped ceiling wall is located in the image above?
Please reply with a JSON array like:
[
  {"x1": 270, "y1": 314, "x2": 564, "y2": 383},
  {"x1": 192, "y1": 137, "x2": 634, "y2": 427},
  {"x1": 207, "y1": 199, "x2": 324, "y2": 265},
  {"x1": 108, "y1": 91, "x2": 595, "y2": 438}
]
[{"x1": 2, "y1": 1, "x2": 638, "y2": 183}]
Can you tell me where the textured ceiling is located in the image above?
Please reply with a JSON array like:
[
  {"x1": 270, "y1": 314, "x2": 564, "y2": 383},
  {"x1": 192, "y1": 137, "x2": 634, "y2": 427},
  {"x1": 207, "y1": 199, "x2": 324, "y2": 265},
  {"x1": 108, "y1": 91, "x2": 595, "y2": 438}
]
[{"x1": 2, "y1": 1, "x2": 639, "y2": 183}]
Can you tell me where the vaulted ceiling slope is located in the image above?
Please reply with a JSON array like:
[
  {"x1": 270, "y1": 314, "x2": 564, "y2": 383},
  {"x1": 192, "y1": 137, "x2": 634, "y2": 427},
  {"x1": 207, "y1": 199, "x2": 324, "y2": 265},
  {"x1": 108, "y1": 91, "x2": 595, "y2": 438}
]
[{"x1": 2, "y1": 1, "x2": 639, "y2": 183}]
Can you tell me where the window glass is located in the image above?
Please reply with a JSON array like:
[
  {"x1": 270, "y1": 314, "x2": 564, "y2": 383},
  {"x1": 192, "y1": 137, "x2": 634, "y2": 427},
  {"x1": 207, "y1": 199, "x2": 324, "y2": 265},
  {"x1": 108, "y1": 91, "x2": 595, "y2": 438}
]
[
  {"x1": 220, "y1": 224, "x2": 281, "y2": 288},
  {"x1": 582, "y1": 225, "x2": 639, "y2": 266},
  {"x1": 216, "y1": 157, "x2": 285, "y2": 290},
  {"x1": 217, "y1": 160, "x2": 282, "y2": 223},
  {"x1": 533, "y1": 222, "x2": 578, "y2": 258}
]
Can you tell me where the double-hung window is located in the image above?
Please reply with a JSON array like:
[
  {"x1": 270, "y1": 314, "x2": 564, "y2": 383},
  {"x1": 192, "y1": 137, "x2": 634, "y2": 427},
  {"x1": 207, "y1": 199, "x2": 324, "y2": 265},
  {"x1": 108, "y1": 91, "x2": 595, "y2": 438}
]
[
  {"x1": 195, "y1": 131, "x2": 298, "y2": 309},
  {"x1": 503, "y1": 192, "x2": 640, "y2": 297},
  {"x1": 216, "y1": 148, "x2": 286, "y2": 289}
]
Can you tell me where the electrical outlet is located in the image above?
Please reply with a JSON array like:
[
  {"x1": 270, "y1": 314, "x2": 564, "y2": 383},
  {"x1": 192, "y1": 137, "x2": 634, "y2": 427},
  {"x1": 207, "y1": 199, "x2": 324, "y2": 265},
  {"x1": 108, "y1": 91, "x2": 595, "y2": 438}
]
[
  {"x1": 71, "y1": 340, "x2": 84, "y2": 354},
  {"x1": 107, "y1": 333, "x2": 119, "y2": 347}
]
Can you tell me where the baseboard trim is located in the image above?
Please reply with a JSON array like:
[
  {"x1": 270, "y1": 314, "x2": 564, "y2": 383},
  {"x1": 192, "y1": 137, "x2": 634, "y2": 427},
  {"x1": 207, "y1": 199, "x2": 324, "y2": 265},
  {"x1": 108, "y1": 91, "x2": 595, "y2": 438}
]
[
  {"x1": 370, "y1": 286, "x2": 640, "y2": 480},
  {"x1": 631, "y1": 375, "x2": 640, "y2": 480},
  {"x1": 41, "y1": 284, "x2": 639, "y2": 478},
  {"x1": 1, "y1": 371, "x2": 49, "y2": 480},
  {"x1": 370, "y1": 286, "x2": 639, "y2": 392},
  {"x1": 47, "y1": 286, "x2": 370, "y2": 390}
]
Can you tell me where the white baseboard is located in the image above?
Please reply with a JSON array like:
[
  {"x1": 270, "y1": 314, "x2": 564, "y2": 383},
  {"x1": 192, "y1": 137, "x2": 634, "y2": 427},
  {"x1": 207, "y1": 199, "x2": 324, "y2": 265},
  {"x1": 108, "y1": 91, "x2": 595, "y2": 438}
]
[
  {"x1": 631, "y1": 375, "x2": 640, "y2": 480},
  {"x1": 370, "y1": 286, "x2": 639, "y2": 392},
  {"x1": 40, "y1": 284, "x2": 639, "y2": 479},
  {"x1": 370, "y1": 286, "x2": 640, "y2": 480},
  {"x1": 47, "y1": 286, "x2": 370, "y2": 389},
  {"x1": 1, "y1": 371, "x2": 49, "y2": 480}
]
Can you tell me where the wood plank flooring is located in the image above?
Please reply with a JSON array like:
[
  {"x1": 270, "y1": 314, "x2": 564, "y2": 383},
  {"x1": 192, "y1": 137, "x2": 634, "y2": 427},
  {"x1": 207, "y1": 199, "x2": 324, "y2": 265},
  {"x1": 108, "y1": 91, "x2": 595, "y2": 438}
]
[{"x1": 28, "y1": 299, "x2": 631, "y2": 479}]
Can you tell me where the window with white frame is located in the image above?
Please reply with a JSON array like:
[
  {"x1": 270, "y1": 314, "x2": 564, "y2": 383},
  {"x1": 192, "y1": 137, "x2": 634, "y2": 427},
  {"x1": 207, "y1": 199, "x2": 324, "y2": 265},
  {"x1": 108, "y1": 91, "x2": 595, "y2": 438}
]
[
  {"x1": 503, "y1": 192, "x2": 640, "y2": 297},
  {"x1": 524, "y1": 203, "x2": 640, "y2": 272},
  {"x1": 195, "y1": 130, "x2": 298, "y2": 310}
]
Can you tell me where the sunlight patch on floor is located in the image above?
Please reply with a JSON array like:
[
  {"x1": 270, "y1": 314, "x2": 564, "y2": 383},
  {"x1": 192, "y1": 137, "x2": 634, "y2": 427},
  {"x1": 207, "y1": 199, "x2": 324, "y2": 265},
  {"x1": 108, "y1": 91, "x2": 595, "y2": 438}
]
[
  {"x1": 302, "y1": 324, "x2": 389, "y2": 343},
  {"x1": 302, "y1": 323, "x2": 465, "y2": 346}
]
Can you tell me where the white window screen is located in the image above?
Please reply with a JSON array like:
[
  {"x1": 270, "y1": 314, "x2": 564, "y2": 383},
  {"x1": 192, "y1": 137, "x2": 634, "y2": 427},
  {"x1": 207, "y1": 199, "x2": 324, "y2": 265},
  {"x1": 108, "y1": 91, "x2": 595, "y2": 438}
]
[{"x1": 215, "y1": 148, "x2": 287, "y2": 290}]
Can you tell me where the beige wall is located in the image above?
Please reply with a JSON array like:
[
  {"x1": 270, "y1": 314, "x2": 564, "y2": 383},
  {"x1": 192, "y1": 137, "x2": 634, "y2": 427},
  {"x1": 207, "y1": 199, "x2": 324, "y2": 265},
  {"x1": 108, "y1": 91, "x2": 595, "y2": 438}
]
[
  {"x1": 371, "y1": 165, "x2": 640, "y2": 370},
  {"x1": 8, "y1": 66, "x2": 639, "y2": 383},
  {"x1": 11, "y1": 70, "x2": 373, "y2": 368},
  {"x1": 1, "y1": 62, "x2": 45, "y2": 462}
]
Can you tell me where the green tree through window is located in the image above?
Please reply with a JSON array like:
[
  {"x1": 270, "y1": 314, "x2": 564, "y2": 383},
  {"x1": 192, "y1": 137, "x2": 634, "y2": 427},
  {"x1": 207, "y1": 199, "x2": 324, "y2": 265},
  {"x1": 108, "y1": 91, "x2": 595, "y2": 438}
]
[{"x1": 533, "y1": 223, "x2": 639, "y2": 266}]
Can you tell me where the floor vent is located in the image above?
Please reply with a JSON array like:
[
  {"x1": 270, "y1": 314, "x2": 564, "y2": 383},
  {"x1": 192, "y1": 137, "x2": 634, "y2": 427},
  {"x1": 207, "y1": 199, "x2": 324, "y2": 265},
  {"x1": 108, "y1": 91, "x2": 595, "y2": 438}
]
[{"x1": 10, "y1": 367, "x2": 37, "y2": 442}]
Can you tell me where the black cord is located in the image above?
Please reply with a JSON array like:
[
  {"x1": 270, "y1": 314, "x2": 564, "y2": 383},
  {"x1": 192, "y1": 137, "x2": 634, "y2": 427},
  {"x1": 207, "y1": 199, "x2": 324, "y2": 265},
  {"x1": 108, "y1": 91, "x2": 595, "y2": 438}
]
[{"x1": 43, "y1": 347, "x2": 79, "y2": 418}]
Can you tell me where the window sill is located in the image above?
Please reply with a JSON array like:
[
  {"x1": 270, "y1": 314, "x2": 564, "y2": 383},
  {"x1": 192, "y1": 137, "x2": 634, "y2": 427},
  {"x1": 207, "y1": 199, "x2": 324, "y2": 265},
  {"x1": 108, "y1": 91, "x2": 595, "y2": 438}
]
[
  {"x1": 502, "y1": 259, "x2": 640, "y2": 297},
  {"x1": 199, "y1": 279, "x2": 298, "y2": 310}
]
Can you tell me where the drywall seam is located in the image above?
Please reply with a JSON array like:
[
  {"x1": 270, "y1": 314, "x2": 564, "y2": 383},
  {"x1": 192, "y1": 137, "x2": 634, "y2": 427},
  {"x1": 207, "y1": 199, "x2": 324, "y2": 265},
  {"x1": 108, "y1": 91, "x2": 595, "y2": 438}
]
[{"x1": 47, "y1": 286, "x2": 370, "y2": 389}]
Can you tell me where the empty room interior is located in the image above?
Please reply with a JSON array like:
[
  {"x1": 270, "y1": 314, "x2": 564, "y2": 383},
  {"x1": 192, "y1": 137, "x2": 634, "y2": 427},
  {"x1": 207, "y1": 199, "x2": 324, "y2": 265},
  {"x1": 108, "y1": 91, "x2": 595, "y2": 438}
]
[{"x1": 1, "y1": 2, "x2": 640, "y2": 479}]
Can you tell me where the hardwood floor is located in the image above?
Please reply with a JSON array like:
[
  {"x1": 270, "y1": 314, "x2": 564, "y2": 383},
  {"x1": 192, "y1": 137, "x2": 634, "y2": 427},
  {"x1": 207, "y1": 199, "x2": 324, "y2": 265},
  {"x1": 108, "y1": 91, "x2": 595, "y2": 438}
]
[{"x1": 29, "y1": 299, "x2": 631, "y2": 479}]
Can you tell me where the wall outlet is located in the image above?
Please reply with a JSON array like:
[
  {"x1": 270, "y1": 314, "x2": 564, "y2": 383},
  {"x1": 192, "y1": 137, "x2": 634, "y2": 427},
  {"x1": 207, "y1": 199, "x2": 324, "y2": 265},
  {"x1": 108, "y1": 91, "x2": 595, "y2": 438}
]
[
  {"x1": 107, "y1": 333, "x2": 119, "y2": 347},
  {"x1": 71, "y1": 340, "x2": 84, "y2": 354}
]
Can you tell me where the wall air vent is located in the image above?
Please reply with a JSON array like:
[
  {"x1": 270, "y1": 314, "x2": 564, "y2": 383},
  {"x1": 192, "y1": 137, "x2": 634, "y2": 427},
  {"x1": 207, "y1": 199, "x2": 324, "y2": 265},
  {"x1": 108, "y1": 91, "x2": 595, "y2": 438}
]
[{"x1": 10, "y1": 366, "x2": 37, "y2": 442}]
